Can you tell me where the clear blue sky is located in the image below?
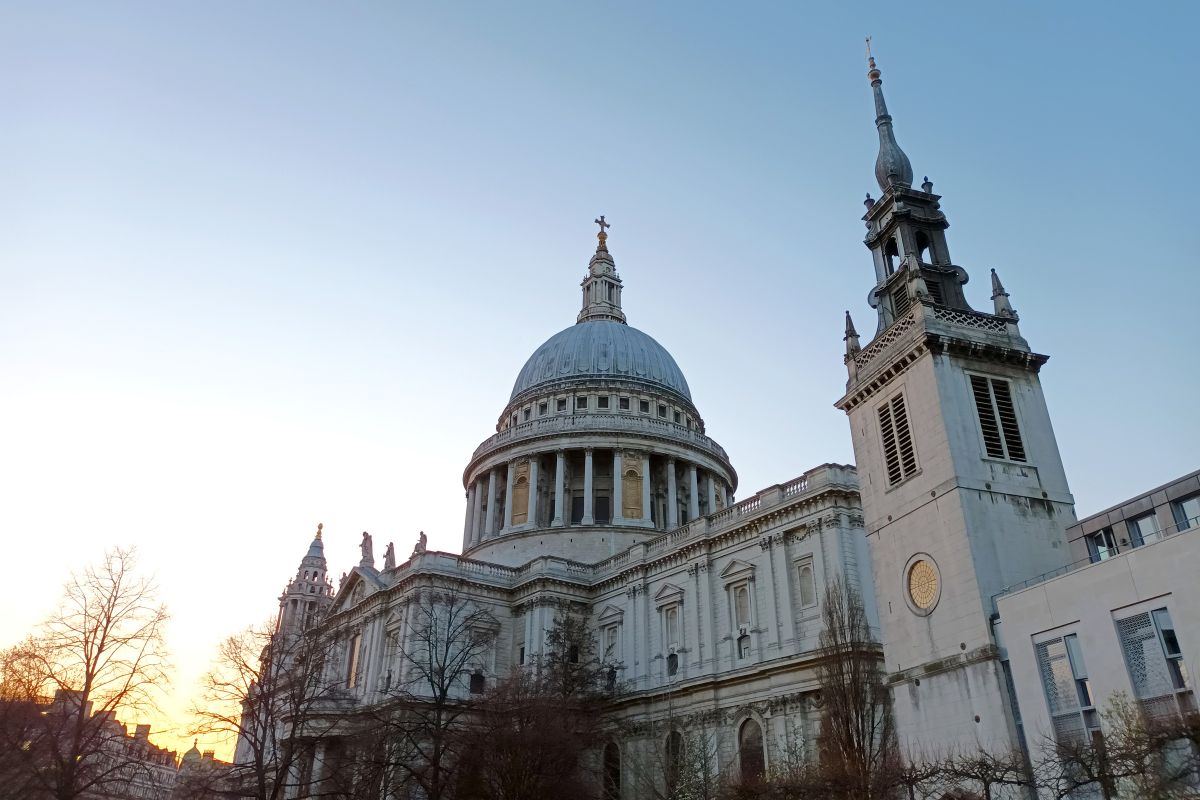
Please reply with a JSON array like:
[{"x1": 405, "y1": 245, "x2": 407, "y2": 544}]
[{"x1": 2, "y1": 1, "x2": 1197, "y2": 749}]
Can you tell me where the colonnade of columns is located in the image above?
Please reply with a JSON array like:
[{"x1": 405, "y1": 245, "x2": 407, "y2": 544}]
[{"x1": 462, "y1": 448, "x2": 731, "y2": 549}]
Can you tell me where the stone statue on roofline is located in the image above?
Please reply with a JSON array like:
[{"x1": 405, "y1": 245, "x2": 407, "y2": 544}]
[
  {"x1": 412, "y1": 530, "x2": 427, "y2": 556},
  {"x1": 360, "y1": 531, "x2": 374, "y2": 568},
  {"x1": 383, "y1": 542, "x2": 396, "y2": 570}
]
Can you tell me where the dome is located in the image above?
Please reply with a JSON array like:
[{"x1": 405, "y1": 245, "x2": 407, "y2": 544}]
[{"x1": 510, "y1": 319, "x2": 692, "y2": 404}]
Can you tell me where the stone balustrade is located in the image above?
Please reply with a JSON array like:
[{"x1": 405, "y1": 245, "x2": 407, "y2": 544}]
[{"x1": 468, "y1": 412, "x2": 731, "y2": 468}]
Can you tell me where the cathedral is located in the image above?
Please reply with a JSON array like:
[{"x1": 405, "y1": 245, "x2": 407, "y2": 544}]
[{"x1": 244, "y1": 52, "x2": 1199, "y2": 799}]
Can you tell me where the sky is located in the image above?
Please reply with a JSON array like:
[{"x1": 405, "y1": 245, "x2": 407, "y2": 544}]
[{"x1": 2, "y1": 1, "x2": 1197, "y2": 758}]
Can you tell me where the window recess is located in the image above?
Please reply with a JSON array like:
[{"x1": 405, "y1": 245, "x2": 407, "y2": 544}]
[
  {"x1": 969, "y1": 375, "x2": 1026, "y2": 462},
  {"x1": 877, "y1": 393, "x2": 918, "y2": 486}
]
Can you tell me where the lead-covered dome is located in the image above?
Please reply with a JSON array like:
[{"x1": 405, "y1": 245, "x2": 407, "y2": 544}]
[{"x1": 510, "y1": 319, "x2": 692, "y2": 403}]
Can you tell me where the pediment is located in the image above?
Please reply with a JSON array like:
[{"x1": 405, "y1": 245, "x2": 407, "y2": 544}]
[
  {"x1": 597, "y1": 604, "x2": 625, "y2": 623},
  {"x1": 331, "y1": 568, "x2": 377, "y2": 614},
  {"x1": 719, "y1": 559, "x2": 756, "y2": 582},
  {"x1": 654, "y1": 582, "x2": 685, "y2": 605}
]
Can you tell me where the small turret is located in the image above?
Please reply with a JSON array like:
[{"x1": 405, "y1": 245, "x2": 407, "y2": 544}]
[
  {"x1": 577, "y1": 216, "x2": 627, "y2": 324},
  {"x1": 277, "y1": 523, "x2": 334, "y2": 633}
]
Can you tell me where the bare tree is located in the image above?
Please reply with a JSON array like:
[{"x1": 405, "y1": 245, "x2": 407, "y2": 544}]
[
  {"x1": 362, "y1": 587, "x2": 496, "y2": 800},
  {"x1": 943, "y1": 748, "x2": 1032, "y2": 800},
  {"x1": 813, "y1": 575, "x2": 895, "y2": 800},
  {"x1": 456, "y1": 609, "x2": 611, "y2": 800},
  {"x1": 0, "y1": 547, "x2": 170, "y2": 800},
  {"x1": 190, "y1": 621, "x2": 342, "y2": 800}
]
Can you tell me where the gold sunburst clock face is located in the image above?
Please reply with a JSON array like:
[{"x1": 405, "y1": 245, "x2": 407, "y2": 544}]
[{"x1": 907, "y1": 559, "x2": 939, "y2": 610}]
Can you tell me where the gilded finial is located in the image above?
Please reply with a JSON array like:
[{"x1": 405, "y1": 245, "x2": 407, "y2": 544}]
[
  {"x1": 316, "y1": 522, "x2": 323, "y2": 540},
  {"x1": 866, "y1": 36, "x2": 880, "y2": 81},
  {"x1": 593, "y1": 215, "x2": 610, "y2": 250}
]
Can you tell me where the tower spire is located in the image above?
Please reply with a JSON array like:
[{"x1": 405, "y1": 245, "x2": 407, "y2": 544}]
[
  {"x1": 577, "y1": 215, "x2": 627, "y2": 324},
  {"x1": 867, "y1": 44, "x2": 914, "y2": 192}
]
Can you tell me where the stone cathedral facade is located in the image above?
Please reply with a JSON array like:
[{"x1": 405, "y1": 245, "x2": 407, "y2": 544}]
[{"x1": 241, "y1": 54, "x2": 1144, "y2": 797}]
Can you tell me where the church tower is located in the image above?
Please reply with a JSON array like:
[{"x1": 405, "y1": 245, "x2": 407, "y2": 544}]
[
  {"x1": 835, "y1": 54, "x2": 1077, "y2": 755},
  {"x1": 277, "y1": 523, "x2": 334, "y2": 635}
]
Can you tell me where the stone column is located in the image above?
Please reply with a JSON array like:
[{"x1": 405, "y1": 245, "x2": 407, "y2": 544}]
[
  {"x1": 699, "y1": 564, "x2": 716, "y2": 675},
  {"x1": 612, "y1": 451, "x2": 624, "y2": 524},
  {"x1": 641, "y1": 453, "x2": 653, "y2": 526},
  {"x1": 484, "y1": 469, "x2": 498, "y2": 538},
  {"x1": 463, "y1": 485, "x2": 476, "y2": 549},
  {"x1": 552, "y1": 450, "x2": 565, "y2": 527},
  {"x1": 582, "y1": 448, "x2": 595, "y2": 525},
  {"x1": 503, "y1": 461, "x2": 515, "y2": 531},
  {"x1": 707, "y1": 473, "x2": 718, "y2": 514},
  {"x1": 667, "y1": 458, "x2": 679, "y2": 528},
  {"x1": 773, "y1": 536, "x2": 797, "y2": 646},
  {"x1": 527, "y1": 457, "x2": 539, "y2": 527},
  {"x1": 470, "y1": 478, "x2": 484, "y2": 545},
  {"x1": 687, "y1": 463, "x2": 700, "y2": 521}
]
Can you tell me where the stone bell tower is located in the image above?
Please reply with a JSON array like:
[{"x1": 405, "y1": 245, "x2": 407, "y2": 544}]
[{"x1": 835, "y1": 53, "x2": 1077, "y2": 756}]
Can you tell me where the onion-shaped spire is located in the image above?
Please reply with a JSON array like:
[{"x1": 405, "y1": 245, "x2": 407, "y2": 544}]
[{"x1": 868, "y1": 50, "x2": 914, "y2": 192}]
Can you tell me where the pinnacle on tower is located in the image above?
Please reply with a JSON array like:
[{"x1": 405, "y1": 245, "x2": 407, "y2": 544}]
[
  {"x1": 844, "y1": 310, "x2": 861, "y2": 356},
  {"x1": 990, "y1": 268, "x2": 1017, "y2": 319},
  {"x1": 867, "y1": 46, "x2": 914, "y2": 192}
]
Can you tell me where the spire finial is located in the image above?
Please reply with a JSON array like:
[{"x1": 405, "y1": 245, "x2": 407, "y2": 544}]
[
  {"x1": 866, "y1": 46, "x2": 914, "y2": 193},
  {"x1": 990, "y1": 268, "x2": 1017, "y2": 319},
  {"x1": 844, "y1": 310, "x2": 861, "y2": 356},
  {"x1": 594, "y1": 215, "x2": 610, "y2": 251},
  {"x1": 315, "y1": 522, "x2": 323, "y2": 540}
]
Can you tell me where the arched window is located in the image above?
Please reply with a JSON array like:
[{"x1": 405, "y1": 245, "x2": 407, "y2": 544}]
[
  {"x1": 469, "y1": 670, "x2": 485, "y2": 694},
  {"x1": 884, "y1": 238, "x2": 900, "y2": 275},
  {"x1": 738, "y1": 718, "x2": 765, "y2": 783},
  {"x1": 667, "y1": 652, "x2": 678, "y2": 676},
  {"x1": 915, "y1": 230, "x2": 931, "y2": 264},
  {"x1": 737, "y1": 634, "x2": 751, "y2": 660},
  {"x1": 603, "y1": 742, "x2": 621, "y2": 800},
  {"x1": 798, "y1": 562, "x2": 817, "y2": 608},
  {"x1": 665, "y1": 731, "x2": 684, "y2": 793}
]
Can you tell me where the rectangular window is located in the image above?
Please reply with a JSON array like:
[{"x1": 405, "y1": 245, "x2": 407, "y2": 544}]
[
  {"x1": 1036, "y1": 633, "x2": 1097, "y2": 742},
  {"x1": 732, "y1": 584, "x2": 752, "y2": 628},
  {"x1": 1172, "y1": 495, "x2": 1200, "y2": 532},
  {"x1": 603, "y1": 624, "x2": 621, "y2": 661},
  {"x1": 1128, "y1": 513, "x2": 1162, "y2": 547},
  {"x1": 796, "y1": 559, "x2": 817, "y2": 608},
  {"x1": 877, "y1": 393, "x2": 918, "y2": 487},
  {"x1": 556, "y1": 398, "x2": 567, "y2": 412},
  {"x1": 658, "y1": 404, "x2": 667, "y2": 418},
  {"x1": 597, "y1": 395, "x2": 610, "y2": 410},
  {"x1": 1085, "y1": 528, "x2": 1119, "y2": 563},
  {"x1": 523, "y1": 407, "x2": 531, "y2": 421},
  {"x1": 663, "y1": 605, "x2": 680, "y2": 649},
  {"x1": 639, "y1": 399, "x2": 650, "y2": 414},
  {"x1": 576, "y1": 396, "x2": 588, "y2": 410},
  {"x1": 619, "y1": 397, "x2": 630, "y2": 411},
  {"x1": 570, "y1": 496, "x2": 585, "y2": 524},
  {"x1": 970, "y1": 375, "x2": 1027, "y2": 461},
  {"x1": 594, "y1": 496, "x2": 611, "y2": 525},
  {"x1": 673, "y1": 411, "x2": 682, "y2": 424},
  {"x1": 538, "y1": 401, "x2": 548, "y2": 416},
  {"x1": 1117, "y1": 607, "x2": 1193, "y2": 718}
]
